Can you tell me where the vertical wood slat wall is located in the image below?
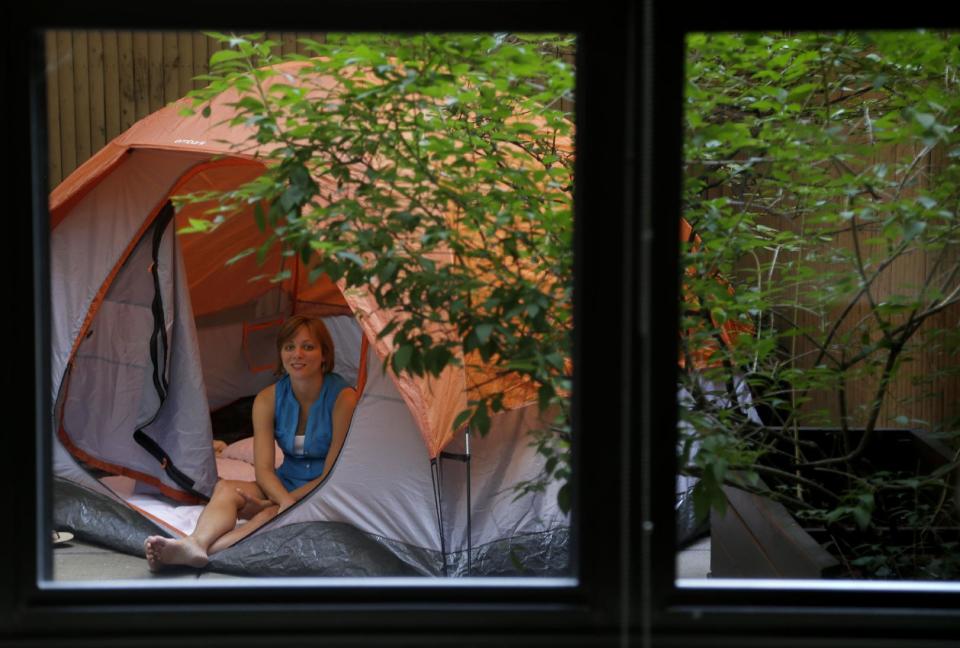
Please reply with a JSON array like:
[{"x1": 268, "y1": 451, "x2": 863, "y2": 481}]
[
  {"x1": 794, "y1": 142, "x2": 960, "y2": 432},
  {"x1": 43, "y1": 30, "x2": 327, "y2": 189},
  {"x1": 725, "y1": 142, "x2": 960, "y2": 432}
]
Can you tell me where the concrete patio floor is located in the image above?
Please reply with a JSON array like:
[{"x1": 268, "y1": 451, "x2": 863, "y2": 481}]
[
  {"x1": 675, "y1": 536, "x2": 711, "y2": 579},
  {"x1": 52, "y1": 537, "x2": 243, "y2": 581}
]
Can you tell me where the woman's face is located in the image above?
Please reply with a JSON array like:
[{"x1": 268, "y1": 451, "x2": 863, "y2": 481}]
[{"x1": 280, "y1": 325, "x2": 324, "y2": 378}]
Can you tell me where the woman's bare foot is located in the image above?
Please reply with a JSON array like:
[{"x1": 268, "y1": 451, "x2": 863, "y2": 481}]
[{"x1": 144, "y1": 535, "x2": 209, "y2": 571}]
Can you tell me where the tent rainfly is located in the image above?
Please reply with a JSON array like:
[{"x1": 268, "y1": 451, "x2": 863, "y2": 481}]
[{"x1": 50, "y1": 61, "x2": 570, "y2": 577}]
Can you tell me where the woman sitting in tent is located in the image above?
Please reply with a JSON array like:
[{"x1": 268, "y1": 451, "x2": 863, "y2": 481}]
[{"x1": 144, "y1": 315, "x2": 358, "y2": 570}]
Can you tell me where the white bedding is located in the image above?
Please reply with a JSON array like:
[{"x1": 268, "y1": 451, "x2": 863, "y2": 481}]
[{"x1": 99, "y1": 438, "x2": 281, "y2": 536}]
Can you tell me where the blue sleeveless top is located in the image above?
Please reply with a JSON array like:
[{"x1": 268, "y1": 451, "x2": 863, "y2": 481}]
[{"x1": 273, "y1": 372, "x2": 350, "y2": 491}]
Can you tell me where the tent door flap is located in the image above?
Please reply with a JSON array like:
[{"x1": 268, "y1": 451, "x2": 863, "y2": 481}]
[{"x1": 131, "y1": 201, "x2": 207, "y2": 502}]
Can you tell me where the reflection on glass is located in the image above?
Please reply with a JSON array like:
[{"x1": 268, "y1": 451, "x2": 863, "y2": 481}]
[
  {"x1": 46, "y1": 30, "x2": 575, "y2": 581},
  {"x1": 677, "y1": 30, "x2": 960, "y2": 581}
]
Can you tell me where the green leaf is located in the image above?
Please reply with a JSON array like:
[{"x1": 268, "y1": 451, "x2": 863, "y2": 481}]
[
  {"x1": 209, "y1": 49, "x2": 249, "y2": 65},
  {"x1": 269, "y1": 269, "x2": 292, "y2": 284},
  {"x1": 903, "y1": 219, "x2": 926, "y2": 242},
  {"x1": 556, "y1": 483, "x2": 571, "y2": 514},
  {"x1": 545, "y1": 456, "x2": 558, "y2": 475},
  {"x1": 337, "y1": 251, "x2": 365, "y2": 266},
  {"x1": 475, "y1": 323, "x2": 494, "y2": 344},
  {"x1": 392, "y1": 345, "x2": 413, "y2": 372},
  {"x1": 710, "y1": 484, "x2": 727, "y2": 517},
  {"x1": 225, "y1": 247, "x2": 255, "y2": 266},
  {"x1": 423, "y1": 346, "x2": 452, "y2": 376},
  {"x1": 375, "y1": 319, "x2": 400, "y2": 340},
  {"x1": 710, "y1": 457, "x2": 728, "y2": 484},
  {"x1": 473, "y1": 401, "x2": 491, "y2": 435},
  {"x1": 914, "y1": 112, "x2": 936, "y2": 129},
  {"x1": 692, "y1": 481, "x2": 712, "y2": 523},
  {"x1": 187, "y1": 218, "x2": 211, "y2": 232},
  {"x1": 852, "y1": 506, "x2": 872, "y2": 531},
  {"x1": 538, "y1": 383, "x2": 554, "y2": 412},
  {"x1": 255, "y1": 237, "x2": 274, "y2": 265},
  {"x1": 452, "y1": 408, "x2": 473, "y2": 432}
]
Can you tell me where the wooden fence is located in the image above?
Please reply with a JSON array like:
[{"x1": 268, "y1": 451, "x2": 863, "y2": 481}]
[
  {"x1": 706, "y1": 142, "x2": 960, "y2": 432},
  {"x1": 790, "y1": 143, "x2": 960, "y2": 432},
  {"x1": 43, "y1": 31, "x2": 574, "y2": 189},
  {"x1": 43, "y1": 30, "x2": 327, "y2": 188}
]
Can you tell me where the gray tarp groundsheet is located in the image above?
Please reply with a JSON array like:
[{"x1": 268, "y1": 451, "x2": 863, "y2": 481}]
[{"x1": 55, "y1": 479, "x2": 570, "y2": 577}]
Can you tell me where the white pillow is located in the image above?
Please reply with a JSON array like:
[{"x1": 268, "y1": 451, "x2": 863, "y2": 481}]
[{"x1": 220, "y1": 436, "x2": 283, "y2": 468}]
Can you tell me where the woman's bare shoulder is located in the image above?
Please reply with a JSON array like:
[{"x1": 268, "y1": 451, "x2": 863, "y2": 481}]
[
  {"x1": 334, "y1": 385, "x2": 358, "y2": 410},
  {"x1": 259, "y1": 382, "x2": 277, "y2": 397},
  {"x1": 253, "y1": 383, "x2": 277, "y2": 410},
  {"x1": 337, "y1": 384, "x2": 357, "y2": 400}
]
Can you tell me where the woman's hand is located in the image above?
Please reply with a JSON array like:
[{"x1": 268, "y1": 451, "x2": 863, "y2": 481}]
[
  {"x1": 235, "y1": 488, "x2": 275, "y2": 519},
  {"x1": 276, "y1": 488, "x2": 300, "y2": 513}
]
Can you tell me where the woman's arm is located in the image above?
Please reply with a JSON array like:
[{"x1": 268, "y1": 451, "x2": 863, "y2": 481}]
[
  {"x1": 287, "y1": 386, "x2": 358, "y2": 501},
  {"x1": 251, "y1": 385, "x2": 297, "y2": 511}
]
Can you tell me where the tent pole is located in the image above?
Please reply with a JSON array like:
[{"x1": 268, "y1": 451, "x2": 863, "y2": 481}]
[
  {"x1": 438, "y1": 426, "x2": 473, "y2": 576},
  {"x1": 465, "y1": 426, "x2": 472, "y2": 577},
  {"x1": 430, "y1": 458, "x2": 448, "y2": 576}
]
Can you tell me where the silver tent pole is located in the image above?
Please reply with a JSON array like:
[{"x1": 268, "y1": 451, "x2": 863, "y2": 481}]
[{"x1": 465, "y1": 425, "x2": 472, "y2": 576}]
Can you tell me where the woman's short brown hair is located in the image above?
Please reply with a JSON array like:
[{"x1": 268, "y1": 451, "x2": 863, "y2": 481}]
[{"x1": 276, "y1": 315, "x2": 336, "y2": 375}]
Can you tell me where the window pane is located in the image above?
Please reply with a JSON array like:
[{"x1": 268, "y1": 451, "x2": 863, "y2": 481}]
[
  {"x1": 45, "y1": 29, "x2": 576, "y2": 583},
  {"x1": 676, "y1": 29, "x2": 960, "y2": 583}
]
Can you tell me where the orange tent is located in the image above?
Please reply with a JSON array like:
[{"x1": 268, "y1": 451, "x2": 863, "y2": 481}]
[
  {"x1": 51, "y1": 60, "x2": 571, "y2": 460},
  {"x1": 49, "y1": 59, "x2": 572, "y2": 576}
]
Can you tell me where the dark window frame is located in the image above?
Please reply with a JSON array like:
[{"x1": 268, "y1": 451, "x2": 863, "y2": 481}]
[
  {"x1": 13, "y1": 2, "x2": 960, "y2": 646},
  {"x1": 5, "y1": 1, "x2": 638, "y2": 646},
  {"x1": 642, "y1": 3, "x2": 960, "y2": 645}
]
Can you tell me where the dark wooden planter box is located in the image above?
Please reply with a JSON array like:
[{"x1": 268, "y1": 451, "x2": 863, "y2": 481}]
[
  {"x1": 710, "y1": 481, "x2": 840, "y2": 578},
  {"x1": 709, "y1": 428, "x2": 954, "y2": 579}
]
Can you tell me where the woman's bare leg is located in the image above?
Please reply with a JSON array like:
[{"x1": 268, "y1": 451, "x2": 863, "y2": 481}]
[
  {"x1": 208, "y1": 504, "x2": 279, "y2": 555},
  {"x1": 144, "y1": 480, "x2": 266, "y2": 571}
]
